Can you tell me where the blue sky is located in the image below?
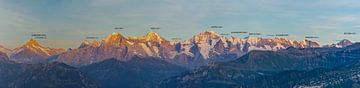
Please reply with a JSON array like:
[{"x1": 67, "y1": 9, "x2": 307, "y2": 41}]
[{"x1": 0, "y1": 0, "x2": 360, "y2": 48}]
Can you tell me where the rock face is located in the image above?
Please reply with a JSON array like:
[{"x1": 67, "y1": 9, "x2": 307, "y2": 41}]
[
  {"x1": 158, "y1": 43, "x2": 360, "y2": 88},
  {"x1": 9, "y1": 39, "x2": 65, "y2": 64},
  {"x1": 56, "y1": 32, "x2": 175, "y2": 67},
  {"x1": 56, "y1": 31, "x2": 320, "y2": 67},
  {"x1": 0, "y1": 31, "x2": 322, "y2": 68},
  {"x1": 80, "y1": 57, "x2": 187, "y2": 88}
]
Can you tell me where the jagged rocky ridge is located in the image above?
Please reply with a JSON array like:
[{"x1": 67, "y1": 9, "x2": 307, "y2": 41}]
[
  {"x1": 54, "y1": 31, "x2": 321, "y2": 68},
  {"x1": 1, "y1": 32, "x2": 354, "y2": 68},
  {"x1": 10, "y1": 39, "x2": 65, "y2": 64}
]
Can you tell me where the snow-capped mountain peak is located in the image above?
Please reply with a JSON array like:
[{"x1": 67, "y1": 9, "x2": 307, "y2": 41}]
[
  {"x1": 326, "y1": 39, "x2": 353, "y2": 48},
  {"x1": 16, "y1": 39, "x2": 65, "y2": 55},
  {"x1": 195, "y1": 31, "x2": 220, "y2": 38},
  {"x1": 81, "y1": 40, "x2": 91, "y2": 45},
  {"x1": 104, "y1": 32, "x2": 126, "y2": 45},
  {"x1": 273, "y1": 37, "x2": 292, "y2": 42},
  {"x1": 145, "y1": 31, "x2": 164, "y2": 41},
  {"x1": 10, "y1": 39, "x2": 65, "y2": 63},
  {"x1": 128, "y1": 31, "x2": 165, "y2": 42},
  {"x1": 191, "y1": 31, "x2": 221, "y2": 44},
  {"x1": 19, "y1": 39, "x2": 51, "y2": 53},
  {"x1": 79, "y1": 40, "x2": 100, "y2": 48},
  {"x1": 301, "y1": 39, "x2": 320, "y2": 48},
  {"x1": 25, "y1": 38, "x2": 41, "y2": 47},
  {"x1": 244, "y1": 36, "x2": 261, "y2": 44},
  {"x1": 337, "y1": 39, "x2": 352, "y2": 47},
  {"x1": 203, "y1": 31, "x2": 218, "y2": 35},
  {"x1": 56, "y1": 31, "x2": 322, "y2": 67}
]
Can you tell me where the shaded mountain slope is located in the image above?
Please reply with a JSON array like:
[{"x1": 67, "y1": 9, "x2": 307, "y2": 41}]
[{"x1": 80, "y1": 57, "x2": 188, "y2": 88}]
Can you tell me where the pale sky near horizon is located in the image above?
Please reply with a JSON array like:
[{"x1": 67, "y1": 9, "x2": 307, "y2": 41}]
[{"x1": 0, "y1": 0, "x2": 360, "y2": 49}]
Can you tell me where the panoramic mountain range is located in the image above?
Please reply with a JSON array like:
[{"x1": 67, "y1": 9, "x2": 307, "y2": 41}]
[
  {"x1": 0, "y1": 31, "x2": 358, "y2": 88},
  {"x1": 0, "y1": 31, "x2": 325, "y2": 68}
]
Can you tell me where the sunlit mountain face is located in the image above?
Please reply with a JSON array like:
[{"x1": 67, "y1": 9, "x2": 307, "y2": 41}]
[
  {"x1": 1, "y1": 0, "x2": 360, "y2": 88},
  {"x1": 3, "y1": 31, "x2": 322, "y2": 68}
]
